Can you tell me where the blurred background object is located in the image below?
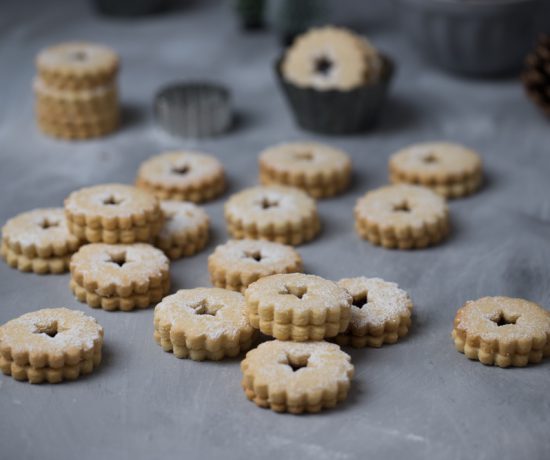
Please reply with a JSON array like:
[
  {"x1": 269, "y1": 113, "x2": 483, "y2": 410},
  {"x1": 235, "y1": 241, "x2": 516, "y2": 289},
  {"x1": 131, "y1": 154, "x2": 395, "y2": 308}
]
[
  {"x1": 92, "y1": 0, "x2": 171, "y2": 16},
  {"x1": 234, "y1": 0, "x2": 266, "y2": 30},
  {"x1": 270, "y1": 0, "x2": 327, "y2": 45},
  {"x1": 522, "y1": 34, "x2": 550, "y2": 117}
]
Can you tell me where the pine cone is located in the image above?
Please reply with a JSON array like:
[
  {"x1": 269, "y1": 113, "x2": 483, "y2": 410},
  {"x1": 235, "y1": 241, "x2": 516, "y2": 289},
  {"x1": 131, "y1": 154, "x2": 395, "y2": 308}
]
[{"x1": 522, "y1": 34, "x2": 550, "y2": 116}]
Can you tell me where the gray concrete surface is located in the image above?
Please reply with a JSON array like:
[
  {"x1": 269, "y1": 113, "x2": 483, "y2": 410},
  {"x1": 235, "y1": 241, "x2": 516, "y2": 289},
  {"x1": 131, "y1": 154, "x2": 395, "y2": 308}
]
[{"x1": 0, "y1": 1, "x2": 549, "y2": 459}]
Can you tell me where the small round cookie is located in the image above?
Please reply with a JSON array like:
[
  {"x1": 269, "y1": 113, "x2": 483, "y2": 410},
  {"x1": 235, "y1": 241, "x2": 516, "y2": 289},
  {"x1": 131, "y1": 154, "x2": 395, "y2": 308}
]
[
  {"x1": 154, "y1": 201, "x2": 209, "y2": 260},
  {"x1": 245, "y1": 273, "x2": 352, "y2": 341},
  {"x1": 354, "y1": 184, "x2": 450, "y2": 250},
  {"x1": 241, "y1": 340, "x2": 354, "y2": 414},
  {"x1": 389, "y1": 142, "x2": 483, "y2": 199},
  {"x1": 282, "y1": 27, "x2": 368, "y2": 90},
  {"x1": 452, "y1": 296, "x2": 550, "y2": 368},
  {"x1": 224, "y1": 185, "x2": 320, "y2": 246},
  {"x1": 258, "y1": 141, "x2": 352, "y2": 198},
  {"x1": 70, "y1": 243, "x2": 170, "y2": 311},
  {"x1": 0, "y1": 308, "x2": 103, "y2": 383},
  {"x1": 64, "y1": 183, "x2": 163, "y2": 244},
  {"x1": 136, "y1": 151, "x2": 225, "y2": 203},
  {"x1": 36, "y1": 42, "x2": 119, "y2": 90},
  {"x1": 334, "y1": 277, "x2": 413, "y2": 348},
  {"x1": 1, "y1": 208, "x2": 82, "y2": 274},
  {"x1": 154, "y1": 288, "x2": 256, "y2": 361},
  {"x1": 208, "y1": 239, "x2": 303, "y2": 293}
]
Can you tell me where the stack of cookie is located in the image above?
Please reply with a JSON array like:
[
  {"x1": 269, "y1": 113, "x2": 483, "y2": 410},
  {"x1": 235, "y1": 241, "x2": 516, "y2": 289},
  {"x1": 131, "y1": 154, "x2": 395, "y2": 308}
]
[{"x1": 34, "y1": 42, "x2": 120, "y2": 140}]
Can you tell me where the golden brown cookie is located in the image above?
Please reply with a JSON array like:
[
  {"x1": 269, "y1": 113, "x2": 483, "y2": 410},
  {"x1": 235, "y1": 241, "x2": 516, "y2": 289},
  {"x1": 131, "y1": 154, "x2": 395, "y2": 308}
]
[
  {"x1": 389, "y1": 142, "x2": 483, "y2": 199},
  {"x1": 154, "y1": 201, "x2": 209, "y2": 260},
  {"x1": 70, "y1": 243, "x2": 170, "y2": 311},
  {"x1": 224, "y1": 185, "x2": 320, "y2": 246},
  {"x1": 154, "y1": 288, "x2": 256, "y2": 361},
  {"x1": 334, "y1": 277, "x2": 413, "y2": 348},
  {"x1": 208, "y1": 239, "x2": 303, "y2": 293},
  {"x1": 354, "y1": 184, "x2": 450, "y2": 249},
  {"x1": 258, "y1": 141, "x2": 352, "y2": 198},
  {"x1": 452, "y1": 296, "x2": 550, "y2": 368},
  {"x1": 245, "y1": 273, "x2": 352, "y2": 341},
  {"x1": 64, "y1": 184, "x2": 163, "y2": 244},
  {"x1": 1, "y1": 208, "x2": 82, "y2": 274},
  {"x1": 136, "y1": 151, "x2": 225, "y2": 203},
  {"x1": 241, "y1": 340, "x2": 354, "y2": 414},
  {"x1": 0, "y1": 308, "x2": 103, "y2": 383},
  {"x1": 36, "y1": 42, "x2": 119, "y2": 90},
  {"x1": 282, "y1": 26, "x2": 380, "y2": 90},
  {"x1": 37, "y1": 113, "x2": 119, "y2": 140}
]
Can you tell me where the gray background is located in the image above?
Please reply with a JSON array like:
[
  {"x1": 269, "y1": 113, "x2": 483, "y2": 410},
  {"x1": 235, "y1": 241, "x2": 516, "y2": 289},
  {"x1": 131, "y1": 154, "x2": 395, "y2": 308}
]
[{"x1": 1, "y1": 1, "x2": 549, "y2": 459}]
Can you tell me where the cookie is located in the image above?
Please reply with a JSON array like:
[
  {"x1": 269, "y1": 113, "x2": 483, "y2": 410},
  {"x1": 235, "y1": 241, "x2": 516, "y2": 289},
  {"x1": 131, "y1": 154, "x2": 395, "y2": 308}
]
[
  {"x1": 154, "y1": 201, "x2": 209, "y2": 260},
  {"x1": 36, "y1": 42, "x2": 119, "y2": 90},
  {"x1": 1, "y1": 208, "x2": 82, "y2": 274},
  {"x1": 389, "y1": 142, "x2": 483, "y2": 199},
  {"x1": 70, "y1": 243, "x2": 170, "y2": 311},
  {"x1": 136, "y1": 151, "x2": 225, "y2": 203},
  {"x1": 0, "y1": 308, "x2": 103, "y2": 383},
  {"x1": 245, "y1": 273, "x2": 352, "y2": 341},
  {"x1": 34, "y1": 77, "x2": 118, "y2": 108},
  {"x1": 258, "y1": 141, "x2": 352, "y2": 198},
  {"x1": 452, "y1": 296, "x2": 550, "y2": 368},
  {"x1": 241, "y1": 340, "x2": 354, "y2": 414},
  {"x1": 224, "y1": 185, "x2": 320, "y2": 246},
  {"x1": 64, "y1": 184, "x2": 163, "y2": 244},
  {"x1": 282, "y1": 27, "x2": 371, "y2": 90},
  {"x1": 354, "y1": 184, "x2": 450, "y2": 249},
  {"x1": 334, "y1": 277, "x2": 413, "y2": 348},
  {"x1": 37, "y1": 114, "x2": 119, "y2": 140},
  {"x1": 154, "y1": 288, "x2": 256, "y2": 361},
  {"x1": 208, "y1": 239, "x2": 303, "y2": 293}
]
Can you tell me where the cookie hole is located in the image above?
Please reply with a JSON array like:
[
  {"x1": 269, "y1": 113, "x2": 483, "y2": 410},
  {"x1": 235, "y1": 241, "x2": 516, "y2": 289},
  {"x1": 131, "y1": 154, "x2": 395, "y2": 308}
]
[
  {"x1": 492, "y1": 312, "x2": 520, "y2": 327},
  {"x1": 171, "y1": 164, "x2": 190, "y2": 175},
  {"x1": 244, "y1": 250, "x2": 263, "y2": 262},
  {"x1": 314, "y1": 55, "x2": 333, "y2": 76},
  {"x1": 109, "y1": 251, "x2": 127, "y2": 267},
  {"x1": 258, "y1": 197, "x2": 279, "y2": 210},
  {"x1": 422, "y1": 153, "x2": 438, "y2": 164},
  {"x1": 285, "y1": 353, "x2": 309, "y2": 372},
  {"x1": 392, "y1": 201, "x2": 411, "y2": 213},
  {"x1": 102, "y1": 195, "x2": 124, "y2": 206},
  {"x1": 280, "y1": 284, "x2": 308, "y2": 299},
  {"x1": 190, "y1": 299, "x2": 220, "y2": 316},
  {"x1": 69, "y1": 50, "x2": 88, "y2": 61},
  {"x1": 294, "y1": 151, "x2": 314, "y2": 161},
  {"x1": 39, "y1": 219, "x2": 60, "y2": 229},
  {"x1": 353, "y1": 291, "x2": 368, "y2": 309},
  {"x1": 34, "y1": 321, "x2": 59, "y2": 338}
]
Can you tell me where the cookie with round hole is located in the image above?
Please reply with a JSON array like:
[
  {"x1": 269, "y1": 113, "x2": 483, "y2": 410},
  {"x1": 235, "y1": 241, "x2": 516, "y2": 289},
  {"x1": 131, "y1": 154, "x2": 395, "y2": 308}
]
[
  {"x1": 64, "y1": 184, "x2": 163, "y2": 244},
  {"x1": 245, "y1": 273, "x2": 352, "y2": 341},
  {"x1": 452, "y1": 296, "x2": 550, "y2": 368},
  {"x1": 208, "y1": 239, "x2": 303, "y2": 293},
  {"x1": 0, "y1": 308, "x2": 103, "y2": 384},
  {"x1": 224, "y1": 185, "x2": 320, "y2": 246},
  {"x1": 258, "y1": 141, "x2": 352, "y2": 198},
  {"x1": 1, "y1": 208, "x2": 82, "y2": 274},
  {"x1": 136, "y1": 151, "x2": 225, "y2": 203},
  {"x1": 70, "y1": 243, "x2": 170, "y2": 311},
  {"x1": 241, "y1": 340, "x2": 354, "y2": 414},
  {"x1": 154, "y1": 288, "x2": 256, "y2": 361},
  {"x1": 389, "y1": 142, "x2": 483, "y2": 199},
  {"x1": 154, "y1": 201, "x2": 210, "y2": 260},
  {"x1": 333, "y1": 277, "x2": 413, "y2": 348},
  {"x1": 354, "y1": 184, "x2": 450, "y2": 250}
]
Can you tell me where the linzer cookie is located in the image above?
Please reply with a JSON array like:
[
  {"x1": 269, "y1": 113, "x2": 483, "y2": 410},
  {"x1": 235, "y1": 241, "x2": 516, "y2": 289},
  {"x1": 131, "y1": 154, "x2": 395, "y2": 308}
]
[
  {"x1": 1, "y1": 208, "x2": 82, "y2": 274},
  {"x1": 334, "y1": 277, "x2": 413, "y2": 348},
  {"x1": 208, "y1": 239, "x2": 303, "y2": 293},
  {"x1": 258, "y1": 141, "x2": 352, "y2": 198},
  {"x1": 136, "y1": 151, "x2": 225, "y2": 203},
  {"x1": 224, "y1": 185, "x2": 320, "y2": 245},
  {"x1": 0, "y1": 308, "x2": 103, "y2": 384},
  {"x1": 154, "y1": 201, "x2": 209, "y2": 260},
  {"x1": 241, "y1": 340, "x2": 354, "y2": 414},
  {"x1": 354, "y1": 184, "x2": 449, "y2": 249},
  {"x1": 70, "y1": 243, "x2": 170, "y2": 311},
  {"x1": 154, "y1": 288, "x2": 256, "y2": 361},
  {"x1": 452, "y1": 296, "x2": 550, "y2": 368},
  {"x1": 389, "y1": 142, "x2": 483, "y2": 199},
  {"x1": 64, "y1": 184, "x2": 163, "y2": 244},
  {"x1": 245, "y1": 273, "x2": 352, "y2": 341}
]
